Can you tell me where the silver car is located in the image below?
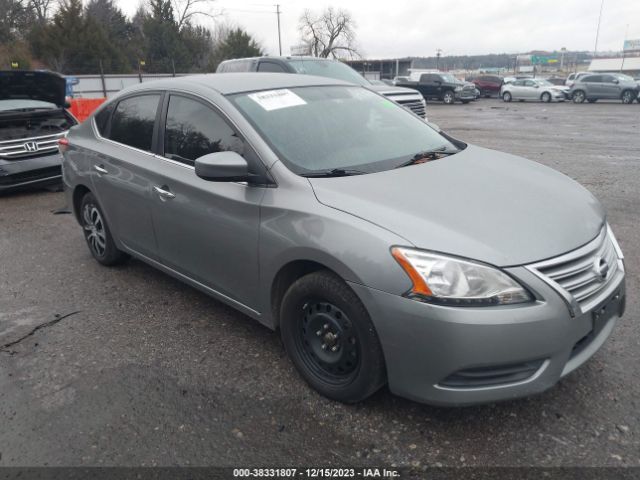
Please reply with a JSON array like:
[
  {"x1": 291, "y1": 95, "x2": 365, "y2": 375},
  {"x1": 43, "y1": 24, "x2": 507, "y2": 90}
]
[
  {"x1": 61, "y1": 74, "x2": 626, "y2": 406},
  {"x1": 569, "y1": 73, "x2": 639, "y2": 104},
  {"x1": 501, "y1": 78, "x2": 567, "y2": 102}
]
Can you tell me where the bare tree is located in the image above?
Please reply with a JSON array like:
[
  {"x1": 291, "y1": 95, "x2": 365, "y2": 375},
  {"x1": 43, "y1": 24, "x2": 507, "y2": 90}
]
[
  {"x1": 171, "y1": 0, "x2": 220, "y2": 31},
  {"x1": 29, "y1": 0, "x2": 55, "y2": 23},
  {"x1": 298, "y1": 7, "x2": 359, "y2": 59}
]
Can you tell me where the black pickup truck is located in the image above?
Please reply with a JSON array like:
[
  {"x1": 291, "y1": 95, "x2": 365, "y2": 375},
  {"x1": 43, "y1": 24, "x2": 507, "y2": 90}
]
[{"x1": 397, "y1": 73, "x2": 476, "y2": 104}]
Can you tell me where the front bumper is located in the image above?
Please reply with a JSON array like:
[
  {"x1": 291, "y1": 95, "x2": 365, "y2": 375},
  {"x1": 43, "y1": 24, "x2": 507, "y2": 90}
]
[
  {"x1": 349, "y1": 267, "x2": 625, "y2": 406},
  {"x1": 455, "y1": 91, "x2": 476, "y2": 101},
  {"x1": 0, "y1": 152, "x2": 62, "y2": 192}
]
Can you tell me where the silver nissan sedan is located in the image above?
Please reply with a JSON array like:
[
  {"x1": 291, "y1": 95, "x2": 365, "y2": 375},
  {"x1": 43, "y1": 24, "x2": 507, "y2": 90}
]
[{"x1": 61, "y1": 74, "x2": 626, "y2": 406}]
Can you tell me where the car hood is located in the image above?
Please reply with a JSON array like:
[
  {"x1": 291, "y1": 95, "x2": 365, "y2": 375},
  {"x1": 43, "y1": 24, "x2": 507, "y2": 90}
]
[
  {"x1": 0, "y1": 70, "x2": 66, "y2": 107},
  {"x1": 309, "y1": 145, "x2": 604, "y2": 267}
]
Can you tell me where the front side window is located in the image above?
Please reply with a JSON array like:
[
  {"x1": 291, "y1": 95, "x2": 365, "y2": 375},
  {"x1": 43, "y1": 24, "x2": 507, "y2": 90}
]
[
  {"x1": 231, "y1": 86, "x2": 460, "y2": 175},
  {"x1": 109, "y1": 94, "x2": 160, "y2": 151},
  {"x1": 164, "y1": 95, "x2": 243, "y2": 166}
]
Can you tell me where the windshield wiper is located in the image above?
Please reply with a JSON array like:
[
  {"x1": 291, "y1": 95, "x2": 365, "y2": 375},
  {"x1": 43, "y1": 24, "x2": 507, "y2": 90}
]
[
  {"x1": 301, "y1": 168, "x2": 368, "y2": 178},
  {"x1": 395, "y1": 146, "x2": 459, "y2": 169}
]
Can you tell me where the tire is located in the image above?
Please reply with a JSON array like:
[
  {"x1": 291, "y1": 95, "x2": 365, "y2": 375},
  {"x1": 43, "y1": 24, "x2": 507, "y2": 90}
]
[
  {"x1": 80, "y1": 192, "x2": 128, "y2": 266},
  {"x1": 572, "y1": 90, "x2": 586, "y2": 103},
  {"x1": 587, "y1": 99, "x2": 597, "y2": 103},
  {"x1": 280, "y1": 270, "x2": 386, "y2": 403},
  {"x1": 541, "y1": 92, "x2": 551, "y2": 103},
  {"x1": 621, "y1": 90, "x2": 635, "y2": 104},
  {"x1": 442, "y1": 90, "x2": 455, "y2": 104},
  {"x1": 502, "y1": 91, "x2": 512, "y2": 102}
]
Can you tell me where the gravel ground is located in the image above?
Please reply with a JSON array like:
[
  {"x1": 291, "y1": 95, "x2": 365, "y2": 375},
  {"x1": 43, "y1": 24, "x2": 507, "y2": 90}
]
[{"x1": 0, "y1": 99, "x2": 638, "y2": 469}]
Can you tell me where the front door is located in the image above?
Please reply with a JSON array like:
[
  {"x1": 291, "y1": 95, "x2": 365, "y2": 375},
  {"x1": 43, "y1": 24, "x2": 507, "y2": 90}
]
[{"x1": 149, "y1": 94, "x2": 266, "y2": 310}]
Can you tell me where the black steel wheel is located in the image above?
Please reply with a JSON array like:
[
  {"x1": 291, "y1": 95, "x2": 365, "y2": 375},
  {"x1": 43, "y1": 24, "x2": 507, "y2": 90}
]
[
  {"x1": 80, "y1": 192, "x2": 128, "y2": 266},
  {"x1": 297, "y1": 301, "x2": 360, "y2": 384},
  {"x1": 280, "y1": 271, "x2": 386, "y2": 403}
]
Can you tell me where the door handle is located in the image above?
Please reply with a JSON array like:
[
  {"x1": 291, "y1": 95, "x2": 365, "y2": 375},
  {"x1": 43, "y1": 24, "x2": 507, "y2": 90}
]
[
  {"x1": 153, "y1": 185, "x2": 176, "y2": 200},
  {"x1": 94, "y1": 164, "x2": 108, "y2": 175}
]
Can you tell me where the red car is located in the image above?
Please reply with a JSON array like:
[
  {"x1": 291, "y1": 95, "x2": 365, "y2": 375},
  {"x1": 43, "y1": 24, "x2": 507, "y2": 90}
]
[{"x1": 471, "y1": 75, "x2": 504, "y2": 98}]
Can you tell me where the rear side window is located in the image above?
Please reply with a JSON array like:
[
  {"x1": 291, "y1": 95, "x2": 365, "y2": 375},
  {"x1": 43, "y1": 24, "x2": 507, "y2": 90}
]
[
  {"x1": 94, "y1": 104, "x2": 113, "y2": 136},
  {"x1": 109, "y1": 95, "x2": 160, "y2": 151},
  {"x1": 258, "y1": 62, "x2": 286, "y2": 73},
  {"x1": 163, "y1": 95, "x2": 244, "y2": 165},
  {"x1": 221, "y1": 60, "x2": 251, "y2": 72}
]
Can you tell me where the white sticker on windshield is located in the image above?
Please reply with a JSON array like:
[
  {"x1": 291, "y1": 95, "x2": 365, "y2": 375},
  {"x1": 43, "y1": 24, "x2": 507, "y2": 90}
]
[{"x1": 248, "y1": 89, "x2": 306, "y2": 111}]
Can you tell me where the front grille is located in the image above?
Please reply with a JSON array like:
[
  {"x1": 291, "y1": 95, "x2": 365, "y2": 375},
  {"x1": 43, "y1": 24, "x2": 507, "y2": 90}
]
[
  {"x1": 395, "y1": 99, "x2": 426, "y2": 117},
  {"x1": 0, "y1": 166, "x2": 61, "y2": 186},
  {"x1": 439, "y1": 359, "x2": 545, "y2": 388},
  {"x1": 0, "y1": 132, "x2": 66, "y2": 161},
  {"x1": 528, "y1": 227, "x2": 622, "y2": 314}
]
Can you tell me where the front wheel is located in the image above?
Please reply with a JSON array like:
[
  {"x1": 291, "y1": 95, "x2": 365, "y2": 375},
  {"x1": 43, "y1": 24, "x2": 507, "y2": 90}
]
[
  {"x1": 280, "y1": 271, "x2": 386, "y2": 403},
  {"x1": 502, "y1": 91, "x2": 512, "y2": 102},
  {"x1": 621, "y1": 90, "x2": 635, "y2": 104},
  {"x1": 541, "y1": 92, "x2": 551, "y2": 103},
  {"x1": 442, "y1": 91, "x2": 455, "y2": 104},
  {"x1": 80, "y1": 192, "x2": 128, "y2": 266}
]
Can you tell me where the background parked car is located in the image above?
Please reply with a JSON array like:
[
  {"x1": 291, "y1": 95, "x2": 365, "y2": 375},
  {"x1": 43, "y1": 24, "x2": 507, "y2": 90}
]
[
  {"x1": 565, "y1": 72, "x2": 591, "y2": 88},
  {"x1": 501, "y1": 78, "x2": 566, "y2": 103},
  {"x1": 0, "y1": 70, "x2": 77, "y2": 192},
  {"x1": 396, "y1": 73, "x2": 476, "y2": 104},
  {"x1": 471, "y1": 75, "x2": 504, "y2": 97},
  {"x1": 217, "y1": 56, "x2": 427, "y2": 119},
  {"x1": 569, "y1": 73, "x2": 639, "y2": 104},
  {"x1": 544, "y1": 76, "x2": 567, "y2": 86}
]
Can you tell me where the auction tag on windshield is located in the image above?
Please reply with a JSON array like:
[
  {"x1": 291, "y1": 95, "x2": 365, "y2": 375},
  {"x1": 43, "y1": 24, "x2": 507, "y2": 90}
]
[{"x1": 248, "y1": 89, "x2": 306, "y2": 111}]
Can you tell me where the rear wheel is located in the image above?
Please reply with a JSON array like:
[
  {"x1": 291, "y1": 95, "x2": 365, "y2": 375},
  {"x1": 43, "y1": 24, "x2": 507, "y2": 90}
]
[
  {"x1": 502, "y1": 91, "x2": 512, "y2": 102},
  {"x1": 280, "y1": 271, "x2": 386, "y2": 403},
  {"x1": 442, "y1": 90, "x2": 455, "y2": 104},
  {"x1": 621, "y1": 90, "x2": 635, "y2": 104},
  {"x1": 541, "y1": 92, "x2": 551, "y2": 103},
  {"x1": 572, "y1": 90, "x2": 586, "y2": 103},
  {"x1": 80, "y1": 192, "x2": 128, "y2": 266}
]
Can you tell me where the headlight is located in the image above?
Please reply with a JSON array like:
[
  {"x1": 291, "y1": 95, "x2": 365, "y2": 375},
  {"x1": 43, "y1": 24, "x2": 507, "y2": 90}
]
[
  {"x1": 454, "y1": 86, "x2": 462, "y2": 92},
  {"x1": 391, "y1": 247, "x2": 533, "y2": 306}
]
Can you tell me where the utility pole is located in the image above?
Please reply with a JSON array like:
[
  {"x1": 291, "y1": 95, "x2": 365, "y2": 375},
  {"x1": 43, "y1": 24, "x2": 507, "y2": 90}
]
[
  {"x1": 593, "y1": 0, "x2": 605, "y2": 56},
  {"x1": 276, "y1": 4, "x2": 282, "y2": 56},
  {"x1": 436, "y1": 49, "x2": 442, "y2": 70}
]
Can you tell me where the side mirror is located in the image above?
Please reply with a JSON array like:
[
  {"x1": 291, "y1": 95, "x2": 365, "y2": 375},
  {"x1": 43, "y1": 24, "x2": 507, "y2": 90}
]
[
  {"x1": 434, "y1": 80, "x2": 442, "y2": 85},
  {"x1": 612, "y1": 79, "x2": 619, "y2": 84},
  {"x1": 195, "y1": 151, "x2": 249, "y2": 182}
]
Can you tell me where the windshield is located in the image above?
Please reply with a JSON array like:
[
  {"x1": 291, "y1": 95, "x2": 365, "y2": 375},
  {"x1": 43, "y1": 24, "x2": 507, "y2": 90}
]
[
  {"x1": 440, "y1": 74, "x2": 459, "y2": 83},
  {"x1": 231, "y1": 86, "x2": 459, "y2": 175},
  {"x1": 0, "y1": 99, "x2": 58, "y2": 112},
  {"x1": 287, "y1": 59, "x2": 370, "y2": 86}
]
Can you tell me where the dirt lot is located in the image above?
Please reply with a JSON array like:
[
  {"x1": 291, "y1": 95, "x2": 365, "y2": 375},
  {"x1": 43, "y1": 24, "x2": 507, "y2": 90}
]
[{"x1": 1, "y1": 99, "x2": 638, "y2": 469}]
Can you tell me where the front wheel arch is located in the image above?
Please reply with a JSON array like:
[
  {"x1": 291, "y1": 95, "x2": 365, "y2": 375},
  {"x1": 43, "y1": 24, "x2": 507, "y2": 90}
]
[{"x1": 72, "y1": 184, "x2": 92, "y2": 225}]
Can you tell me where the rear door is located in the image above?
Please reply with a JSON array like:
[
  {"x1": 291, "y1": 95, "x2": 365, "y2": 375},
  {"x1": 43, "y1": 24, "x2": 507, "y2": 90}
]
[
  {"x1": 91, "y1": 93, "x2": 163, "y2": 259},
  {"x1": 149, "y1": 93, "x2": 266, "y2": 310}
]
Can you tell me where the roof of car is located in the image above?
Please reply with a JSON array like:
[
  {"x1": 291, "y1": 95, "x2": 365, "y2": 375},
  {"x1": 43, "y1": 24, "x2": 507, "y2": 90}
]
[
  {"x1": 220, "y1": 56, "x2": 335, "y2": 64},
  {"x1": 122, "y1": 72, "x2": 349, "y2": 96}
]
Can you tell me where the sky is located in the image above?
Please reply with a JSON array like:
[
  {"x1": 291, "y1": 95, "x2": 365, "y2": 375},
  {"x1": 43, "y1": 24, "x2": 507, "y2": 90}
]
[{"x1": 118, "y1": 0, "x2": 640, "y2": 58}]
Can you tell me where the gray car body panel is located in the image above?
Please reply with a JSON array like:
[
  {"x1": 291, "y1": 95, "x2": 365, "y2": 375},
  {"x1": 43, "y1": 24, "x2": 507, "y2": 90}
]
[
  {"x1": 309, "y1": 145, "x2": 604, "y2": 267},
  {"x1": 62, "y1": 73, "x2": 624, "y2": 406}
]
